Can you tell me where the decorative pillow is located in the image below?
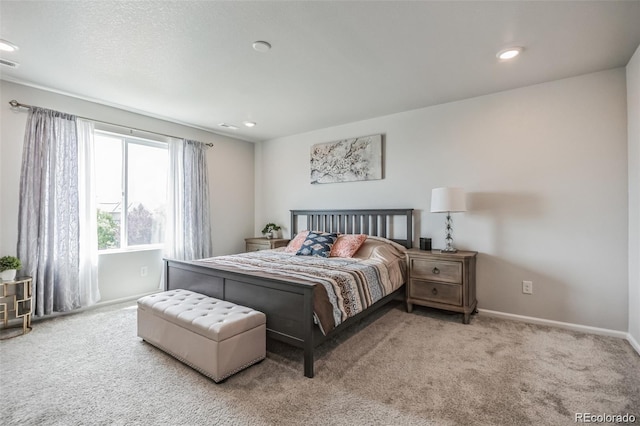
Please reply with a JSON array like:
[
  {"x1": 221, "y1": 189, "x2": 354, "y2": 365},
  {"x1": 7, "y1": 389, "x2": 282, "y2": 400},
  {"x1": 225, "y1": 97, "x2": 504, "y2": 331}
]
[
  {"x1": 352, "y1": 236, "x2": 407, "y2": 260},
  {"x1": 296, "y1": 232, "x2": 338, "y2": 257},
  {"x1": 284, "y1": 230, "x2": 310, "y2": 253},
  {"x1": 330, "y1": 234, "x2": 368, "y2": 258}
]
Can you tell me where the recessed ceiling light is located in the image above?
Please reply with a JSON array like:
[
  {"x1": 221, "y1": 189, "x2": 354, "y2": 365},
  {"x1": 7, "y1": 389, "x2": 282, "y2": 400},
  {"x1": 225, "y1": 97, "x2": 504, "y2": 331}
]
[
  {"x1": 243, "y1": 121, "x2": 256, "y2": 128},
  {"x1": 497, "y1": 47, "x2": 523, "y2": 60},
  {"x1": 218, "y1": 123, "x2": 239, "y2": 130},
  {"x1": 252, "y1": 41, "x2": 271, "y2": 53},
  {"x1": 0, "y1": 39, "x2": 19, "y2": 52}
]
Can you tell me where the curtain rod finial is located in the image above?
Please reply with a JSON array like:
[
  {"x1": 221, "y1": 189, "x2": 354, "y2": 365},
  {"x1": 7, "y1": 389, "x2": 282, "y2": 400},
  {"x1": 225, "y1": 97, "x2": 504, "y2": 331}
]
[{"x1": 9, "y1": 100, "x2": 20, "y2": 108}]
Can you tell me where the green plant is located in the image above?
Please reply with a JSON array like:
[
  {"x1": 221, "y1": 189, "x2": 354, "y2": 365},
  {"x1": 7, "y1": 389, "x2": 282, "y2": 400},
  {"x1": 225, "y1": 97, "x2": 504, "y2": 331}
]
[
  {"x1": 261, "y1": 223, "x2": 281, "y2": 234},
  {"x1": 97, "y1": 209, "x2": 119, "y2": 250},
  {"x1": 0, "y1": 255, "x2": 21, "y2": 272}
]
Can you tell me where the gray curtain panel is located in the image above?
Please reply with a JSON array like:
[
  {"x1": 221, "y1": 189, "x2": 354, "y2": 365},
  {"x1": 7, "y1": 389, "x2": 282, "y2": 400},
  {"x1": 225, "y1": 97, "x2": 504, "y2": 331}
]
[
  {"x1": 182, "y1": 139, "x2": 212, "y2": 260},
  {"x1": 17, "y1": 107, "x2": 81, "y2": 316}
]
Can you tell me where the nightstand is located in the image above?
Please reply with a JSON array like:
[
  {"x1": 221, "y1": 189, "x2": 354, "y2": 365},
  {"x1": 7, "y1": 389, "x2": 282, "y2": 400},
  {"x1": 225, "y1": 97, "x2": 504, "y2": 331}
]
[
  {"x1": 245, "y1": 237, "x2": 290, "y2": 252},
  {"x1": 405, "y1": 249, "x2": 477, "y2": 324}
]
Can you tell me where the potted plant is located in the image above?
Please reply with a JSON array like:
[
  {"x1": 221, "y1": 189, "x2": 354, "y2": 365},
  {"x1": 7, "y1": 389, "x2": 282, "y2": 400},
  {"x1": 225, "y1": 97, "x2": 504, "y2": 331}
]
[
  {"x1": 261, "y1": 223, "x2": 281, "y2": 239},
  {"x1": 0, "y1": 255, "x2": 22, "y2": 281}
]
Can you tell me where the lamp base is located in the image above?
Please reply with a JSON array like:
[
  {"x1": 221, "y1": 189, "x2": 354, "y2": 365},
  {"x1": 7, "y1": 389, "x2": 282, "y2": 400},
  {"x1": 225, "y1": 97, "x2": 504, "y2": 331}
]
[{"x1": 441, "y1": 213, "x2": 459, "y2": 254}]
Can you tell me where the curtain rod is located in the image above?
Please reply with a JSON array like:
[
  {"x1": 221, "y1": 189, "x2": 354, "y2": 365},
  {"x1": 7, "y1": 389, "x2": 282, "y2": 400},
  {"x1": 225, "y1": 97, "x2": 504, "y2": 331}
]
[{"x1": 8, "y1": 99, "x2": 214, "y2": 147}]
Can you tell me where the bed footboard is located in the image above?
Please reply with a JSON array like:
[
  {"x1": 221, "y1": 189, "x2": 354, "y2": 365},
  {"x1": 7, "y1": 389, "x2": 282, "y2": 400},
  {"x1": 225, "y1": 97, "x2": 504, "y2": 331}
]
[{"x1": 165, "y1": 259, "x2": 317, "y2": 377}]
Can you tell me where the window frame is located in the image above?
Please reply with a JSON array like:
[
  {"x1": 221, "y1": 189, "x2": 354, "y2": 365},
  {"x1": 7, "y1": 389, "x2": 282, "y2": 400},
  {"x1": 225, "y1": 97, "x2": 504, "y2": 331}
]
[{"x1": 94, "y1": 129, "x2": 168, "y2": 253}]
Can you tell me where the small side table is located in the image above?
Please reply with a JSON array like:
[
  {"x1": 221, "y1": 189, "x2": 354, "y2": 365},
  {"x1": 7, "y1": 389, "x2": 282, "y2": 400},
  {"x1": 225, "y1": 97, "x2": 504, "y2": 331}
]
[
  {"x1": 0, "y1": 276, "x2": 33, "y2": 339},
  {"x1": 245, "y1": 237, "x2": 290, "y2": 252},
  {"x1": 405, "y1": 249, "x2": 477, "y2": 324}
]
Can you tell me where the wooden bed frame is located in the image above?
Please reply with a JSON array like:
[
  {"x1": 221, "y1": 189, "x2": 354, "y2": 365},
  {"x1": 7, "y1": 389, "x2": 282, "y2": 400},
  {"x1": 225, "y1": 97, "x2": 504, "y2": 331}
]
[{"x1": 164, "y1": 208, "x2": 413, "y2": 378}]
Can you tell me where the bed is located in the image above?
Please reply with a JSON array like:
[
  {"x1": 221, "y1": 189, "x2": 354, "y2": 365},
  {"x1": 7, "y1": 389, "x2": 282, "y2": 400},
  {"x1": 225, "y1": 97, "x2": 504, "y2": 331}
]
[{"x1": 164, "y1": 208, "x2": 413, "y2": 378}]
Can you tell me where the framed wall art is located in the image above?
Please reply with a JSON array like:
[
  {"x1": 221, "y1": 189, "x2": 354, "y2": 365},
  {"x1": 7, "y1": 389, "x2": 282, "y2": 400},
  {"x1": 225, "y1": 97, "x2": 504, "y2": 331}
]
[{"x1": 310, "y1": 134, "x2": 383, "y2": 184}]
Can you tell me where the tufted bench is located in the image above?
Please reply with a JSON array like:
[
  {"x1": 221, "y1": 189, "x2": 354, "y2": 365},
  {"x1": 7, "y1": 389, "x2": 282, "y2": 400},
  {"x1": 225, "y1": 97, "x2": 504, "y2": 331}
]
[{"x1": 137, "y1": 289, "x2": 266, "y2": 383}]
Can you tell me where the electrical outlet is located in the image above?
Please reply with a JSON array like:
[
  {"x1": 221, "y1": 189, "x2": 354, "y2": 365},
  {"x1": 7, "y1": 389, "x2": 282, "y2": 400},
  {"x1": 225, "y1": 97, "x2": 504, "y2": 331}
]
[
  {"x1": 140, "y1": 266, "x2": 148, "y2": 277},
  {"x1": 522, "y1": 280, "x2": 533, "y2": 295}
]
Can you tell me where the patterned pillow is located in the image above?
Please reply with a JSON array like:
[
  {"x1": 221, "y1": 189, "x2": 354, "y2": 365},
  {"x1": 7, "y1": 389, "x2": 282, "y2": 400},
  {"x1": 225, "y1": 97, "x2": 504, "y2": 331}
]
[
  {"x1": 284, "y1": 230, "x2": 310, "y2": 253},
  {"x1": 330, "y1": 234, "x2": 368, "y2": 258},
  {"x1": 296, "y1": 232, "x2": 338, "y2": 257}
]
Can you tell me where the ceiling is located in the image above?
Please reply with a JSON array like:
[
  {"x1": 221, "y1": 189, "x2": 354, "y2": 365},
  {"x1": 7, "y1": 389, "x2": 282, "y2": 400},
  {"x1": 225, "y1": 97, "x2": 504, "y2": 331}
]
[{"x1": 1, "y1": 1, "x2": 639, "y2": 143}]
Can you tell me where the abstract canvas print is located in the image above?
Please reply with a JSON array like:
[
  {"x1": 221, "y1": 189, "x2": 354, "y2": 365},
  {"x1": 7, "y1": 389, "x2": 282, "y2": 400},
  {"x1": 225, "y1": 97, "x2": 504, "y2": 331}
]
[{"x1": 310, "y1": 134, "x2": 382, "y2": 184}]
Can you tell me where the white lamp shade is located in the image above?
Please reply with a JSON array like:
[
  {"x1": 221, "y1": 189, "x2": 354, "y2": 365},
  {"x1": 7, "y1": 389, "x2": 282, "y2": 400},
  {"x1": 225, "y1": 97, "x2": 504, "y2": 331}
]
[{"x1": 430, "y1": 187, "x2": 467, "y2": 213}]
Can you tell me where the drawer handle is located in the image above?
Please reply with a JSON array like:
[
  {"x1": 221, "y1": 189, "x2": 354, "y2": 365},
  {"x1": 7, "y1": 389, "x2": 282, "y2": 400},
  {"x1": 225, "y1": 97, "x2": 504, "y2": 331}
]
[
  {"x1": 432, "y1": 267, "x2": 440, "y2": 274},
  {"x1": 431, "y1": 288, "x2": 438, "y2": 295}
]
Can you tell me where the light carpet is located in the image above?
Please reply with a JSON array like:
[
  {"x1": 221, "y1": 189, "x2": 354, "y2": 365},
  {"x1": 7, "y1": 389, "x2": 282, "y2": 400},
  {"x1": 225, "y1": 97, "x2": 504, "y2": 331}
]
[{"x1": 1, "y1": 301, "x2": 638, "y2": 426}]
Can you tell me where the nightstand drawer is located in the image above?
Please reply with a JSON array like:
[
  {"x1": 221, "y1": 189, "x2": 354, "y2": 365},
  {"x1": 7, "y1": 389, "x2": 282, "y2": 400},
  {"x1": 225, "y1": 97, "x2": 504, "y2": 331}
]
[
  {"x1": 246, "y1": 243, "x2": 265, "y2": 252},
  {"x1": 410, "y1": 279, "x2": 462, "y2": 306},
  {"x1": 410, "y1": 258, "x2": 462, "y2": 284},
  {"x1": 245, "y1": 238, "x2": 290, "y2": 252}
]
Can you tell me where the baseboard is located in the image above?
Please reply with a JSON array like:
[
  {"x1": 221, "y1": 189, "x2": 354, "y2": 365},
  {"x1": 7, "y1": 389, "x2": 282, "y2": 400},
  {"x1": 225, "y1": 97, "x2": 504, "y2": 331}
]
[
  {"x1": 626, "y1": 332, "x2": 640, "y2": 356},
  {"x1": 478, "y1": 308, "x2": 629, "y2": 340},
  {"x1": 94, "y1": 291, "x2": 160, "y2": 308},
  {"x1": 31, "y1": 290, "x2": 159, "y2": 323}
]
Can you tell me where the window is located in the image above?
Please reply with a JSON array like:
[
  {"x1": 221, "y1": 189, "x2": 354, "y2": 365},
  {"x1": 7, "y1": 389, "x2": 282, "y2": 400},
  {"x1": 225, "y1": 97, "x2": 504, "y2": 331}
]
[{"x1": 95, "y1": 132, "x2": 168, "y2": 251}]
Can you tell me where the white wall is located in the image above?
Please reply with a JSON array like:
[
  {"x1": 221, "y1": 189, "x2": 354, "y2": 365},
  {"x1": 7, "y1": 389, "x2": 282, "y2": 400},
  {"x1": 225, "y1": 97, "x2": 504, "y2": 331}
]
[
  {"x1": 257, "y1": 68, "x2": 629, "y2": 331},
  {"x1": 1, "y1": 81, "x2": 255, "y2": 302},
  {"x1": 628, "y1": 46, "x2": 640, "y2": 345},
  {"x1": 98, "y1": 249, "x2": 164, "y2": 300}
]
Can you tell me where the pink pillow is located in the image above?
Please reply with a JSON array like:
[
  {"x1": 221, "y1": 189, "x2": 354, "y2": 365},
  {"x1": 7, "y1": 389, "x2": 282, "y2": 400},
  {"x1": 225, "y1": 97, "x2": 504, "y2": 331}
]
[
  {"x1": 330, "y1": 234, "x2": 367, "y2": 258},
  {"x1": 284, "y1": 230, "x2": 310, "y2": 253}
]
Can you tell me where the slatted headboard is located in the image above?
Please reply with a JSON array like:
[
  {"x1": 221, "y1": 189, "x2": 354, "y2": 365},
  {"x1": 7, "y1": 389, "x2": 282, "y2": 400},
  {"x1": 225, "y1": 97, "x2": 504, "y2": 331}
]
[{"x1": 290, "y1": 209, "x2": 414, "y2": 248}]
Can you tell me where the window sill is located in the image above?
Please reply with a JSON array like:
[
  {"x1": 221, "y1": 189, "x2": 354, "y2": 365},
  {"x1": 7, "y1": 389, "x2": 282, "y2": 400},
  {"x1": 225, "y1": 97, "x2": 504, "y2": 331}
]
[{"x1": 98, "y1": 245, "x2": 164, "y2": 255}]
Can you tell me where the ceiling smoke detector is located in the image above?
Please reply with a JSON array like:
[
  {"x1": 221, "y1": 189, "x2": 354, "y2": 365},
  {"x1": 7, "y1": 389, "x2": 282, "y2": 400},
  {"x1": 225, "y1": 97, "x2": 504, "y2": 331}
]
[{"x1": 252, "y1": 41, "x2": 271, "y2": 53}]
